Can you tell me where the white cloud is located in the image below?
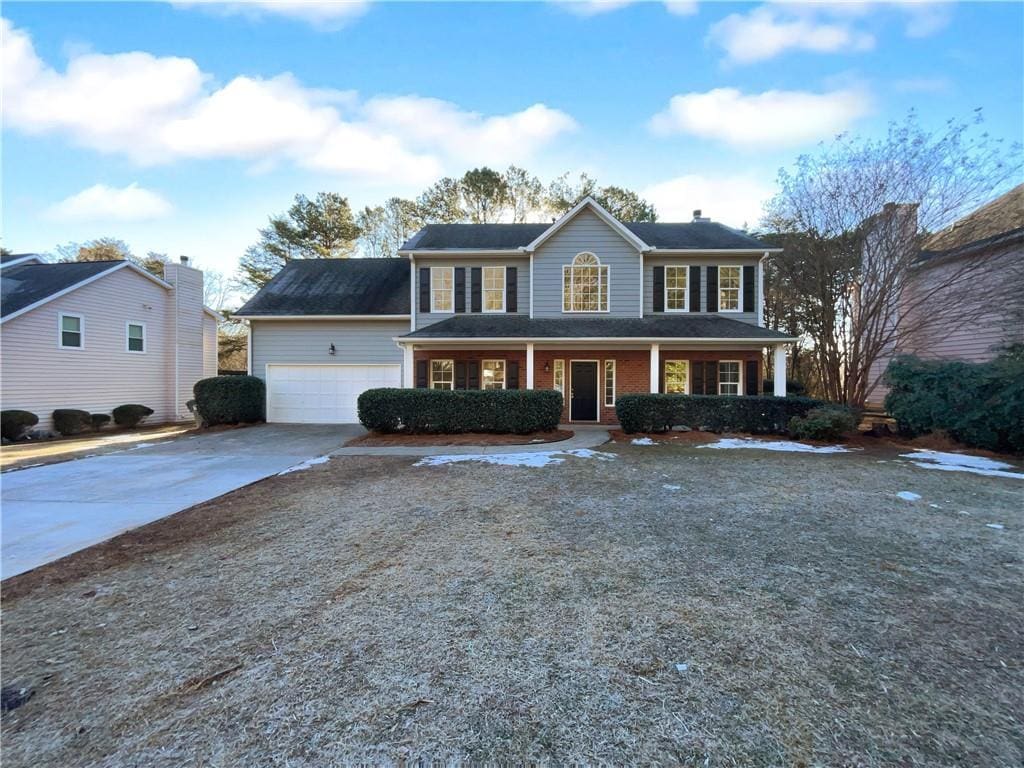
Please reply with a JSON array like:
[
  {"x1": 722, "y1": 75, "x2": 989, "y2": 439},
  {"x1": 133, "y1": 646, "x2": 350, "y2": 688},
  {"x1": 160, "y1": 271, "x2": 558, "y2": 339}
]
[
  {"x1": 557, "y1": 1, "x2": 698, "y2": 17},
  {"x1": 171, "y1": 1, "x2": 369, "y2": 29},
  {"x1": 46, "y1": 183, "x2": 174, "y2": 222},
  {"x1": 649, "y1": 87, "x2": 871, "y2": 147},
  {"x1": 643, "y1": 173, "x2": 775, "y2": 229},
  {"x1": 1, "y1": 18, "x2": 577, "y2": 185},
  {"x1": 664, "y1": 1, "x2": 698, "y2": 16}
]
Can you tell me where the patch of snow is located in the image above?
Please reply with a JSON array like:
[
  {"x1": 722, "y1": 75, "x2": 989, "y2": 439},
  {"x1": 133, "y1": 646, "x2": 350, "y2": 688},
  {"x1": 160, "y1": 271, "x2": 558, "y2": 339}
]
[
  {"x1": 663, "y1": 484, "x2": 681, "y2": 491},
  {"x1": 986, "y1": 523, "x2": 1005, "y2": 530},
  {"x1": 901, "y1": 450, "x2": 1024, "y2": 480},
  {"x1": 698, "y1": 438, "x2": 852, "y2": 454},
  {"x1": 675, "y1": 663, "x2": 689, "y2": 673},
  {"x1": 127, "y1": 443, "x2": 155, "y2": 451},
  {"x1": 278, "y1": 455, "x2": 330, "y2": 475},
  {"x1": 928, "y1": 503, "x2": 941, "y2": 509},
  {"x1": 631, "y1": 437, "x2": 655, "y2": 446},
  {"x1": 415, "y1": 448, "x2": 616, "y2": 468},
  {"x1": 897, "y1": 491, "x2": 921, "y2": 501}
]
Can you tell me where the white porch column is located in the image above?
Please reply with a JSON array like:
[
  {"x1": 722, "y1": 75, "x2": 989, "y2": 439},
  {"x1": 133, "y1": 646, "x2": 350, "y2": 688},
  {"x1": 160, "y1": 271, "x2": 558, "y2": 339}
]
[
  {"x1": 649, "y1": 343, "x2": 660, "y2": 393},
  {"x1": 403, "y1": 344, "x2": 414, "y2": 388},
  {"x1": 773, "y1": 345, "x2": 787, "y2": 397},
  {"x1": 526, "y1": 343, "x2": 535, "y2": 389}
]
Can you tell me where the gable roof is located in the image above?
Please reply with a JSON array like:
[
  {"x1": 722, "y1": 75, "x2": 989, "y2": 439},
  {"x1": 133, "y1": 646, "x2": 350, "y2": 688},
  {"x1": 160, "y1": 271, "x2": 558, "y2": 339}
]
[
  {"x1": 525, "y1": 196, "x2": 650, "y2": 252},
  {"x1": 0, "y1": 253, "x2": 43, "y2": 268},
  {"x1": 235, "y1": 258, "x2": 410, "y2": 317},
  {"x1": 920, "y1": 183, "x2": 1024, "y2": 260}
]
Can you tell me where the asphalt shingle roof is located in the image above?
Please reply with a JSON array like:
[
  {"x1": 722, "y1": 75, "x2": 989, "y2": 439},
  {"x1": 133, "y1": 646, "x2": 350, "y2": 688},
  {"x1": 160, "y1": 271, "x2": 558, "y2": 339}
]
[
  {"x1": 235, "y1": 258, "x2": 410, "y2": 316},
  {"x1": 1, "y1": 252, "x2": 40, "y2": 264},
  {"x1": 402, "y1": 314, "x2": 793, "y2": 340},
  {"x1": 401, "y1": 221, "x2": 772, "y2": 251},
  {"x1": 1, "y1": 260, "x2": 124, "y2": 319},
  {"x1": 920, "y1": 183, "x2": 1024, "y2": 259}
]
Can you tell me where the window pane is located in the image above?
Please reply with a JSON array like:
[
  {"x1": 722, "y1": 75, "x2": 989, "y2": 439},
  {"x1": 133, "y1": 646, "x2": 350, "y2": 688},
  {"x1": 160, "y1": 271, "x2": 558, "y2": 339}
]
[
  {"x1": 604, "y1": 360, "x2": 615, "y2": 407},
  {"x1": 553, "y1": 360, "x2": 565, "y2": 393},
  {"x1": 483, "y1": 267, "x2": 504, "y2": 311},
  {"x1": 430, "y1": 360, "x2": 454, "y2": 390},
  {"x1": 666, "y1": 266, "x2": 687, "y2": 310},
  {"x1": 62, "y1": 331, "x2": 81, "y2": 347},
  {"x1": 719, "y1": 362, "x2": 740, "y2": 395},
  {"x1": 431, "y1": 268, "x2": 453, "y2": 312},
  {"x1": 719, "y1": 266, "x2": 741, "y2": 311},
  {"x1": 482, "y1": 360, "x2": 505, "y2": 390},
  {"x1": 60, "y1": 316, "x2": 82, "y2": 347},
  {"x1": 665, "y1": 361, "x2": 688, "y2": 394},
  {"x1": 61, "y1": 315, "x2": 81, "y2": 333},
  {"x1": 564, "y1": 262, "x2": 608, "y2": 312}
]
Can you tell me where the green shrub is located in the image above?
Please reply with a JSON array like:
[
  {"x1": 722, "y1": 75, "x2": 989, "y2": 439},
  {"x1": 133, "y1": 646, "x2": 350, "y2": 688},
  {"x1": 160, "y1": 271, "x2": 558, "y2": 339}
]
[
  {"x1": 788, "y1": 405, "x2": 857, "y2": 441},
  {"x1": 90, "y1": 413, "x2": 112, "y2": 431},
  {"x1": 358, "y1": 388, "x2": 563, "y2": 434},
  {"x1": 616, "y1": 394, "x2": 826, "y2": 434},
  {"x1": 761, "y1": 378, "x2": 808, "y2": 396},
  {"x1": 193, "y1": 375, "x2": 265, "y2": 426},
  {"x1": 52, "y1": 409, "x2": 92, "y2": 436},
  {"x1": 1, "y1": 410, "x2": 38, "y2": 441},
  {"x1": 112, "y1": 404, "x2": 154, "y2": 428},
  {"x1": 884, "y1": 347, "x2": 1024, "y2": 453}
]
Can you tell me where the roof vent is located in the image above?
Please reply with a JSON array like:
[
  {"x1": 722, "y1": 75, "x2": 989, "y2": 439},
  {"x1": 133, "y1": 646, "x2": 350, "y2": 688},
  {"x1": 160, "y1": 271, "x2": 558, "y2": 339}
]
[
  {"x1": 179, "y1": 256, "x2": 190, "y2": 265},
  {"x1": 692, "y1": 209, "x2": 710, "y2": 223}
]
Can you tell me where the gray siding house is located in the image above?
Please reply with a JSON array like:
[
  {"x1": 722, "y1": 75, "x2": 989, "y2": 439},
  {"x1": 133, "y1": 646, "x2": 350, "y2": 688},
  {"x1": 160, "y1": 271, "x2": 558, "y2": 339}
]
[{"x1": 237, "y1": 197, "x2": 795, "y2": 424}]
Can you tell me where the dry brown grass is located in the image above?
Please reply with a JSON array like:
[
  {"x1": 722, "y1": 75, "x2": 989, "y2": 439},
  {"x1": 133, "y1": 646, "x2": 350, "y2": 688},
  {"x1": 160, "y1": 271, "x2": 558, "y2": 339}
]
[{"x1": 2, "y1": 443, "x2": 1022, "y2": 766}]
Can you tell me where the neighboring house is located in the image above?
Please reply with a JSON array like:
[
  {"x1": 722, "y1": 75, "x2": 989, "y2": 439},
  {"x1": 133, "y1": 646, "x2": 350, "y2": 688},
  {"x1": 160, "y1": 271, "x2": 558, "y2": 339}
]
[
  {"x1": 865, "y1": 184, "x2": 1024, "y2": 408},
  {"x1": 237, "y1": 197, "x2": 794, "y2": 425},
  {"x1": 1, "y1": 255, "x2": 219, "y2": 431}
]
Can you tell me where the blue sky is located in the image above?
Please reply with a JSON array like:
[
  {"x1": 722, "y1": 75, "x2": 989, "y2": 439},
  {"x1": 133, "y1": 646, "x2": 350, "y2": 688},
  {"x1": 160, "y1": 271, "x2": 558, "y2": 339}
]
[{"x1": 3, "y1": 0, "x2": 1022, "y2": 281}]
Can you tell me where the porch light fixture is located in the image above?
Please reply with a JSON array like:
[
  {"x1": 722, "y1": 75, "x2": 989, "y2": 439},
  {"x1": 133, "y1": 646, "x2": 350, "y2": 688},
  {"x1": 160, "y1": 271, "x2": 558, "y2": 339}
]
[
  {"x1": 544, "y1": 362, "x2": 550, "y2": 372},
  {"x1": 329, "y1": 343, "x2": 336, "y2": 355}
]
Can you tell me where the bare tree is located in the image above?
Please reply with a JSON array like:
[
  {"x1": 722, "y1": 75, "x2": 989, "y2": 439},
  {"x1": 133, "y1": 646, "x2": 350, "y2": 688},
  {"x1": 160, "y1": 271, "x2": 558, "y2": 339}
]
[{"x1": 765, "y1": 111, "x2": 1023, "y2": 406}]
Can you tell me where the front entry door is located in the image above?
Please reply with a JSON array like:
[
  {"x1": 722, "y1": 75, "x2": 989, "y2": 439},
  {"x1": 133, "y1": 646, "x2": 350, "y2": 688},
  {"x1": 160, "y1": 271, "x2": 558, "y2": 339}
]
[{"x1": 570, "y1": 361, "x2": 599, "y2": 421}]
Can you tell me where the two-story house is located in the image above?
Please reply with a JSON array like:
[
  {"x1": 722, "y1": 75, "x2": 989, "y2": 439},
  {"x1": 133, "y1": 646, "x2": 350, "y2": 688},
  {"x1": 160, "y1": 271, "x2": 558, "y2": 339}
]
[{"x1": 236, "y1": 197, "x2": 795, "y2": 424}]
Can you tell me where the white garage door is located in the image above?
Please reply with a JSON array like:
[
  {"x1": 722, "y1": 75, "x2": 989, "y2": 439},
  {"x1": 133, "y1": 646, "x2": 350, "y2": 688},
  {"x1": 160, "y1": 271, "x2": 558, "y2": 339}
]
[{"x1": 266, "y1": 364, "x2": 401, "y2": 424}]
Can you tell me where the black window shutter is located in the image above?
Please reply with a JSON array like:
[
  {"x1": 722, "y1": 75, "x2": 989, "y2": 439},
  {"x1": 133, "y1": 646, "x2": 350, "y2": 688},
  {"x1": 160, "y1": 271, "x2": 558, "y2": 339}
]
[
  {"x1": 652, "y1": 266, "x2": 664, "y2": 313},
  {"x1": 419, "y1": 268, "x2": 430, "y2": 313},
  {"x1": 692, "y1": 361, "x2": 705, "y2": 395},
  {"x1": 455, "y1": 361, "x2": 467, "y2": 389},
  {"x1": 468, "y1": 361, "x2": 480, "y2": 389},
  {"x1": 415, "y1": 360, "x2": 428, "y2": 388},
  {"x1": 506, "y1": 267, "x2": 518, "y2": 312},
  {"x1": 706, "y1": 360, "x2": 719, "y2": 395},
  {"x1": 689, "y1": 266, "x2": 701, "y2": 313},
  {"x1": 454, "y1": 268, "x2": 466, "y2": 313},
  {"x1": 745, "y1": 360, "x2": 758, "y2": 395},
  {"x1": 743, "y1": 265, "x2": 755, "y2": 313},
  {"x1": 507, "y1": 361, "x2": 519, "y2": 389},
  {"x1": 706, "y1": 266, "x2": 718, "y2": 313},
  {"x1": 471, "y1": 268, "x2": 482, "y2": 313}
]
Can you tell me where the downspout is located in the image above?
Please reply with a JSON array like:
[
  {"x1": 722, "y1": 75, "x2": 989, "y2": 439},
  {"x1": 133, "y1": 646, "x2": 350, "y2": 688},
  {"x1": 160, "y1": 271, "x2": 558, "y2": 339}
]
[
  {"x1": 758, "y1": 251, "x2": 767, "y2": 327},
  {"x1": 409, "y1": 255, "x2": 416, "y2": 332},
  {"x1": 246, "y1": 320, "x2": 252, "y2": 375}
]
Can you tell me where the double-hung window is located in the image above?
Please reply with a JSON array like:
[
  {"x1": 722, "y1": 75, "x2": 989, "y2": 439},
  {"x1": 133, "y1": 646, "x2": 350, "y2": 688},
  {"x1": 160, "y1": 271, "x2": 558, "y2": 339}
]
[
  {"x1": 553, "y1": 359, "x2": 565, "y2": 394},
  {"x1": 482, "y1": 359, "x2": 506, "y2": 390},
  {"x1": 719, "y1": 361, "x2": 741, "y2": 395},
  {"x1": 562, "y1": 253, "x2": 608, "y2": 312},
  {"x1": 604, "y1": 360, "x2": 616, "y2": 407},
  {"x1": 59, "y1": 313, "x2": 83, "y2": 348},
  {"x1": 430, "y1": 359, "x2": 454, "y2": 390},
  {"x1": 664, "y1": 360, "x2": 688, "y2": 394},
  {"x1": 126, "y1": 322, "x2": 146, "y2": 353},
  {"x1": 483, "y1": 266, "x2": 505, "y2": 312},
  {"x1": 665, "y1": 266, "x2": 688, "y2": 312},
  {"x1": 430, "y1": 267, "x2": 454, "y2": 313},
  {"x1": 719, "y1": 266, "x2": 741, "y2": 312}
]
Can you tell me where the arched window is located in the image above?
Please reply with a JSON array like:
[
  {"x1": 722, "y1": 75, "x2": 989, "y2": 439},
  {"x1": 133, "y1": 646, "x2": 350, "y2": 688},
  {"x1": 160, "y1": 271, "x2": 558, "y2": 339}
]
[{"x1": 562, "y1": 252, "x2": 609, "y2": 312}]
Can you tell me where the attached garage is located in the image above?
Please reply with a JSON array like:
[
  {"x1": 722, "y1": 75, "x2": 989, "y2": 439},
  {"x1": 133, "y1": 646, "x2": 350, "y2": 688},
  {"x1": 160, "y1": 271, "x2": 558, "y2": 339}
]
[{"x1": 266, "y1": 364, "x2": 400, "y2": 424}]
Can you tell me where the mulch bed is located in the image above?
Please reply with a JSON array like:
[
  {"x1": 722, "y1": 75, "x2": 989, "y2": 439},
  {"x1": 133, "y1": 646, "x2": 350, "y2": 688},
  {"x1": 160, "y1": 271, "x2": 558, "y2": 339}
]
[{"x1": 344, "y1": 429, "x2": 575, "y2": 447}]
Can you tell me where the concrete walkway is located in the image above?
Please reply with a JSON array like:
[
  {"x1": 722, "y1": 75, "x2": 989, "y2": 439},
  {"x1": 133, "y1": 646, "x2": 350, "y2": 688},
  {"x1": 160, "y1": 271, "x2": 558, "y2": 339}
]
[{"x1": 328, "y1": 425, "x2": 612, "y2": 457}]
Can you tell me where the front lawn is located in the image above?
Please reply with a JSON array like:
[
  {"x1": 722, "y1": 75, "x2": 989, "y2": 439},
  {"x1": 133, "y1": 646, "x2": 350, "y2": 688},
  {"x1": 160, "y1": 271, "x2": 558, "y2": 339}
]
[{"x1": 1, "y1": 442, "x2": 1021, "y2": 765}]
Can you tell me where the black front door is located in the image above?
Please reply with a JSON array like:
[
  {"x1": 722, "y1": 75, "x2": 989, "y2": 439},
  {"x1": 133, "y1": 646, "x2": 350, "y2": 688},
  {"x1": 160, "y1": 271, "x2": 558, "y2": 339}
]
[{"x1": 570, "y1": 361, "x2": 599, "y2": 421}]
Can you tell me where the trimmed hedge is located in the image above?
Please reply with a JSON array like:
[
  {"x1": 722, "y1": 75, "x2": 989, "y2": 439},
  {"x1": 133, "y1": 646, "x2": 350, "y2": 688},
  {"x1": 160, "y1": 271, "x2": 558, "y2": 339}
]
[
  {"x1": 616, "y1": 394, "x2": 826, "y2": 435},
  {"x1": 2, "y1": 410, "x2": 38, "y2": 441},
  {"x1": 884, "y1": 348, "x2": 1024, "y2": 453},
  {"x1": 789, "y1": 405, "x2": 857, "y2": 441},
  {"x1": 91, "y1": 413, "x2": 112, "y2": 430},
  {"x1": 358, "y1": 388, "x2": 563, "y2": 434},
  {"x1": 193, "y1": 375, "x2": 266, "y2": 426},
  {"x1": 53, "y1": 409, "x2": 92, "y2": 436},
  {"x1": 113, "y1": 404, "x2": 154, "y2": 428}
]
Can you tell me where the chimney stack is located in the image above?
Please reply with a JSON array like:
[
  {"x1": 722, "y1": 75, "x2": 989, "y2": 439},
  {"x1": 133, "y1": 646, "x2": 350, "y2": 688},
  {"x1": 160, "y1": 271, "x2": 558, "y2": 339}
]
[
  {"x1": 692, "y1": 209, "x2": 710, "y2": 223},
  {"x1": 179, "y1": 256, "x2": 190, "y2": 265}
]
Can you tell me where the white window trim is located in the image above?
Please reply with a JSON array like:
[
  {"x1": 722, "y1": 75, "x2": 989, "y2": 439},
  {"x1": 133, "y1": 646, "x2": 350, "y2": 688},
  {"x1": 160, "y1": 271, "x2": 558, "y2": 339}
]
[
  {"x1": 718, "y1": 265, "x2": 743, "y2": 313},
  {"x1": 604, "y1": 359, "x2": 616, "y2": 408},
  {"x1": 430, "y1": 359, "x2": 455, "y2": 390},
  {"x1": 481, "y1": 358, "x2": 506, "y2": 390},
  {"x1": 562, "y1": 253, "x2": 610, "y2": 314},
  {"x1": 664, "y1": 359, "x2": 690, "y2": 395},
  {"x1": 430, "y1": 266, "x2": 455, "y2": 314},
  {"x1": 718, "y1": 360, "x2": 742, "y2": 396},
  {"x1": 553, "y1": 359, "x2": 565, "y2": 394},
  {"x1": 664, "y1": 265, "x2": 689, "y2": 313},
  {"x1": 58, "y1": 312, "x2": 84, "y2": 350},
  {"x1": 126, "y1": 321, "x2": 147, "y2": 354},
  {"x1": 481, "y1": 265, "x2": 506, "y2": 314}
]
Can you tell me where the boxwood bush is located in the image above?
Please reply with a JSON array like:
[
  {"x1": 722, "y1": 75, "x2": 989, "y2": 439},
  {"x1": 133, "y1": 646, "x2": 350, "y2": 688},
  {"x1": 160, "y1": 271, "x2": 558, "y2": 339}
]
[
  {"x1": 616, "y1": 394, "x2": 825, "y2": 435},
  {"x1": 193, "y1": 375, "x2": 266, "y2": 426},
  {"x1": 884, "y1": 347, "x2": 1024, "y2": 453},
  {"x1": 1, "y1": 410, "x2": 38, "y2": 441},
  {"x1": 788, "y1": 405, "x2": 857, "y2": 441},
  {"x1": 113, "y1": 404, "x2": 154, "y2": 428},
  {"x1": 91, "y1": 413, "x2": 112, "y2": 430},
  {"x1": 53, "y1": 409, "x2": 92, "y2": 436},
  {"x1": 358, "y1": 388, "x2": 563, "y2": 434}
]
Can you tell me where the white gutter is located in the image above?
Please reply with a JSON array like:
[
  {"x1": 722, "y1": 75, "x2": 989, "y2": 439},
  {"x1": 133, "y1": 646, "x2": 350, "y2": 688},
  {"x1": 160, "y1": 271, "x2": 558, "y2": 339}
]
[
  {"x1": 235, "y1": 314, "x2": 411, "y2": 321},
  {"x1": 392, "y1": 335, "x2": 799, "y2": 344}
]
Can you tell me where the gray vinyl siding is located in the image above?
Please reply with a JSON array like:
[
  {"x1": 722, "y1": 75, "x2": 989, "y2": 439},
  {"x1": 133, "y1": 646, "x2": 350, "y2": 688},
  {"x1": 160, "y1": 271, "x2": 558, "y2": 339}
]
[
  {"x1": 644, "y1": 254, "x2": 761, "y2": 325},
  {"x1": 532, "y1": 208, "x2": 642, "y2": 318},
  {"x1": 250, "y1": 320, "x2": 407, "y2": 381},
  {"x1": 414, "y1": 257, "x2": 529, "y2": 329}
]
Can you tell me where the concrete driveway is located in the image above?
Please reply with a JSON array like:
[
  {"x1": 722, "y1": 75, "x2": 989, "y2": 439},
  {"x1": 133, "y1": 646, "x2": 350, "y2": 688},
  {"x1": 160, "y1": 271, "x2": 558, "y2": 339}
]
[{"x1": 1, "y1": 424, "x2": 362, "y2": 578}]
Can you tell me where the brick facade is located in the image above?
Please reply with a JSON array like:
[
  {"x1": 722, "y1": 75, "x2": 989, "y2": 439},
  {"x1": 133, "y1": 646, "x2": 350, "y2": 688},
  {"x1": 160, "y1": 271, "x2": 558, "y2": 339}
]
[{"x1": 413, "y1": 347, "x2": 764, "y2": 425}]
